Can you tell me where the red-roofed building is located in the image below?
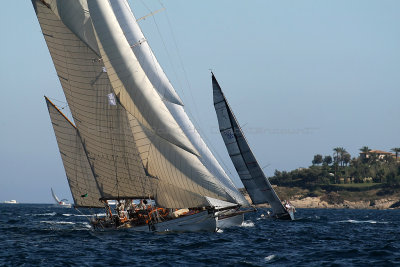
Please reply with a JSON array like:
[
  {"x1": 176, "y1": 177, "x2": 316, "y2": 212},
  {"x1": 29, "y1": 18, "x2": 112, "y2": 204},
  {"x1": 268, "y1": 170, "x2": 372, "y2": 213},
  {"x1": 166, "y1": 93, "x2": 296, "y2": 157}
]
[{"x1": 359, "y1": 150, "x2": 395, "y2": 160}]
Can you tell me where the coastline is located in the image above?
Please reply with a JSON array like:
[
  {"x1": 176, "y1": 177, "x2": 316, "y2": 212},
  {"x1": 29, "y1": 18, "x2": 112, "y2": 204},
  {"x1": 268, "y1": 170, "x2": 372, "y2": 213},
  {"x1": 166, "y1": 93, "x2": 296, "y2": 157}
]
[{"x1": 241, "y1": 189, "x2": 400, "y2": 210}]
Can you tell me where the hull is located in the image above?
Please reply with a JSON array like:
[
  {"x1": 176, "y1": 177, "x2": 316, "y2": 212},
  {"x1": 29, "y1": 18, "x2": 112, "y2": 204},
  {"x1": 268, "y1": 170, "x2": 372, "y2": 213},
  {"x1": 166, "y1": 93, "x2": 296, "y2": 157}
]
[
  {"x1": 92, "y1": 210, "x2": 217, "y2": 232},
  {"x1": 216, "y1": 208, "x2": 256, "y2": 229},
  {"x1": 275, "y1": 210, "x2": 295, "y2": 220},
  {"x1": 217, "y1": 213, "x2": 244, "y2": 229},
  {"x1": 4, "y1": 200, "x2": 18, "y2": 204},
  {"x1": 58, "y1": 203, "x2": 72, "y2": 208}
]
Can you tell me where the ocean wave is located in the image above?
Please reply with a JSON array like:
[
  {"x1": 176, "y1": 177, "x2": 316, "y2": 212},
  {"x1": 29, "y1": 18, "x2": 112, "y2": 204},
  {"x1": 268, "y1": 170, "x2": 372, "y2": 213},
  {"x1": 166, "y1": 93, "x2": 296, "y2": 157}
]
[
  {"x1": 264, "y1": 255, "x2": 276, "y2": 262},
  {"x1": 333, "y1": 219, "x2": 388, "y2": 224},
  {"x1": 40, "y1": 221, "x2": 75, "y2": 225},
  {"x1": 62, "y1": 213, "x2": 92, "y2": 217},
  {"x1": 241, "y1": 220, "x2": 255, "y2": 227},
  {"x1": 31, "y1": 212, "x2": 57, "y2": 216}
]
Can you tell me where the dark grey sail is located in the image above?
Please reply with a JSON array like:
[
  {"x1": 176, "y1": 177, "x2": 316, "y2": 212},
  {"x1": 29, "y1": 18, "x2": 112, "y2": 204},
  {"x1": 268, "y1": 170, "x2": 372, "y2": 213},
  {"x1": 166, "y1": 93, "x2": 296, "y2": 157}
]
[{"x1": 212, "y1": 73, "x2": 292, "y2": 219}]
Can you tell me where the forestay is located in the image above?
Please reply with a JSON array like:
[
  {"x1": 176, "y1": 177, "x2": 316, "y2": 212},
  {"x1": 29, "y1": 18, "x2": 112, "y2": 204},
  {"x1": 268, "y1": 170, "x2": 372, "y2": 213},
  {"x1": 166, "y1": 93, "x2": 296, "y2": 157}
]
[
  {"x1": 46, "y1": 97, "x2": 103, "y2": 208},
  {"x1": 212, "y1": 73, "x2": 288, "y2": 216}
]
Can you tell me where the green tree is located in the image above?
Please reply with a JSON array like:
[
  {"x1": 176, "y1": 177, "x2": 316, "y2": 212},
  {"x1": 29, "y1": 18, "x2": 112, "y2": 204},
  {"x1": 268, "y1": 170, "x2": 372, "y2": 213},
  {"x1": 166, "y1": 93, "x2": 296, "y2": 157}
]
[
  {"x1": 343, "y1": 153, "x2": 351, "y2": 166},
  {"x1": 391, "y1": 148, "x2": 400, "y2": 160},
  {"x1": 360, "y1": 146, "x2": 371, "y2": 163},
  {"x1": 333, "y1": 147, "x2": 346, "y2": 166},
  {"x1": 323, "y1": 155, "x2": 332, "y2": 165},
  {"x1": 312, "y1": 154, "x2": 323, "y2": 165},
  {"x1": 360, "y1": 146, "x2": 371, "y2": 153}
]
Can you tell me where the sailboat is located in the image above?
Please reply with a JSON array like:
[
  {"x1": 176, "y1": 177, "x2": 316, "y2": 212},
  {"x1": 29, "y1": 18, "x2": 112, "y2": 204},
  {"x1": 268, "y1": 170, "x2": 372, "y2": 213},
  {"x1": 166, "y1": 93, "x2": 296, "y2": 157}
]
[
  {"x1": 32, "y1": 0, "x2": 250, "y2": 231},
  {"x1": 212, "y1": 73, "x2": 295, "y2": 220},
  {"x1": 51, "y1": 188, "x2": 72, "y2": 208}
]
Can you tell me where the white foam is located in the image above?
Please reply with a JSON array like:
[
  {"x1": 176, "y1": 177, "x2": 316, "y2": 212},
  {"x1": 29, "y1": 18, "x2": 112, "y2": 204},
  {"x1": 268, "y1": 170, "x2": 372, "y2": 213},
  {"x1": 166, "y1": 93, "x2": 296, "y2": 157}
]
[
  {"x1": 40, "y1": 221, "x2": 75, "y2": 225},
  {"x1": 216, "y1": 228, "x2": 224, "y2": 233},
  {"x1": 32, "y1": 212, "x2": 56, "y2": 216},
  {"x1": 334, "y1": 219, "x2": 387, "y2": 224},
  {"x1": 62, "y1": 213, "x2": 91, "y2": 217},
  {"x1": 241, "y1": 220, "x2": 255, "y2": 227},
  {"x1": 264, "y1": 255, "x2": 276, "y2": 262}
]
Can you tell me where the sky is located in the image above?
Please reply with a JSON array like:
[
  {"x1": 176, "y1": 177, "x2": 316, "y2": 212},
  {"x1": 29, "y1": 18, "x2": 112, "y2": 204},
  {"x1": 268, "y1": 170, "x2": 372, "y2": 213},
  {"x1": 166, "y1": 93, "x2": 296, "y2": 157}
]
[{"x1": 1, "y1": 0, "x2": 399, "y2": 203}]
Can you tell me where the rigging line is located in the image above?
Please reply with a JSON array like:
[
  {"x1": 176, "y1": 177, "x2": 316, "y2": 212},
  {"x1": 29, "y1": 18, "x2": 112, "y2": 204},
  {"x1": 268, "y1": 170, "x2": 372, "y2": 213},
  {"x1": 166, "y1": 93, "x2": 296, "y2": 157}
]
[
  {"x1": 134, "y1": 1, "x2": 215, "y2": 165},
  {"x1": 156, "y1": 2, "x2": 232, "y2": 175},
  {"x1": 134, "y1": 2, "x2": 234, "y2": 184},
  {"x1": 137, "y1": 0, "x2": 186, "y2": 102},
  {"x1": 159, "y1": 0, "x2": 204, "y2": 125},
  {"x1": 46, "y1": 96, "x2": 70, "y2": 111},
  {"x1": 119, "y1": 104, "x2": 148, "y2": 196}
]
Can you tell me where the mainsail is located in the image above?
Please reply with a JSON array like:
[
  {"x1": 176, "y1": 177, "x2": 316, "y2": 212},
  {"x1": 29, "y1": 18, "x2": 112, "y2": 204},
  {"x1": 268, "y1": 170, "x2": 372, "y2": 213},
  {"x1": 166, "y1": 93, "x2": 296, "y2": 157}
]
[
  {"x1": 33, "y1": 0, "x2": 242, "y2": 210},
  {"x1": 212, "y1": 73, "x2": 289, "y2": 217},
  {"x1": 46, "y1": 98, "x2": 103, "y2": 208}
]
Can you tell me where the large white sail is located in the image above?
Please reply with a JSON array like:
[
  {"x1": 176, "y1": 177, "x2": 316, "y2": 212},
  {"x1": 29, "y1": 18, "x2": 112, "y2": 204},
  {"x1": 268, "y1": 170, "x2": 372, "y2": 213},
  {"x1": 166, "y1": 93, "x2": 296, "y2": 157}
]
[
  {"x1": 34, "y1": 1, "x2": 154, "y2": 200},
  {"x1": 109, "y1": 0, "x2": 183, "y2": 106},
  {"x1": 33, "y1": 0, "x2": 240, "y2": 209},
  {"x1": 126, "y1": 113, "x2": 235, "y2": 208},
  {"x1": 212, "y1": 73, "x2": 289, "y2": 217},
  {"x1": 108, "y1": 0, "x2": 248, "y2": 206},
  {"x1": 86, "y1": 0, "x2": 239, "y2": 207},
  {"x1": 87, "y1": 0, "x2": 198, "y2": 156},
  {"x1": 46, "y1": 97, "x2": 103, "y2": 208}
]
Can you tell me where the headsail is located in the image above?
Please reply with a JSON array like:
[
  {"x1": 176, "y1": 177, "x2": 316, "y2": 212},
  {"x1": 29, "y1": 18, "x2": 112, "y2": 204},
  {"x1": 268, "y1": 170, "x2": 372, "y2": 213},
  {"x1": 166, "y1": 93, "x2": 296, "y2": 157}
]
[
  {"x1": 46, "y1": 97, "x2": 103, "y2": 208},
  {"x1": 212, "y1": 73, "x2": 289, "y2": 217},
  {"x1": 51, "y1": 188, "x2": 61, "y2": 203}
]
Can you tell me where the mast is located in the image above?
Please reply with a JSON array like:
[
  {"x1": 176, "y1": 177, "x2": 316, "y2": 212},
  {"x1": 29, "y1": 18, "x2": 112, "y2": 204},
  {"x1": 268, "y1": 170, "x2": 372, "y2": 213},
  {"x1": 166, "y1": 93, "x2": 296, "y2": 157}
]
[{"x1": 212, "y1": 73, "x2": 290, "y2": 218}]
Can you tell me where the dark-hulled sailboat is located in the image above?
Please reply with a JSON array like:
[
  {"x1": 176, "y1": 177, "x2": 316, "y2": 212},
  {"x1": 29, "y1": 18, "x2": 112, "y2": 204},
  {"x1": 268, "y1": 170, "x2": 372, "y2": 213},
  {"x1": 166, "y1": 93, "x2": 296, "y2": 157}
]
[{"x1": 212, "y1": 73, "x2": 295, "y2": 220}]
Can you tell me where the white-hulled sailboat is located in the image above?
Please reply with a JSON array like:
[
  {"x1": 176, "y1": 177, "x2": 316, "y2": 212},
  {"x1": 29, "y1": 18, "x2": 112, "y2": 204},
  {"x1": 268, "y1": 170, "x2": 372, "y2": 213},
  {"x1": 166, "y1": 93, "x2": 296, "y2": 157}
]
[
  {"x1": 33, "y1": 0, "x2": 250, "y2": 231},
  {"x1": 51, "y1": 188, "x2": 72, "y2": 208},
  {"x1": 212, "y1": 73, "x2": 295, "y2": 220}
]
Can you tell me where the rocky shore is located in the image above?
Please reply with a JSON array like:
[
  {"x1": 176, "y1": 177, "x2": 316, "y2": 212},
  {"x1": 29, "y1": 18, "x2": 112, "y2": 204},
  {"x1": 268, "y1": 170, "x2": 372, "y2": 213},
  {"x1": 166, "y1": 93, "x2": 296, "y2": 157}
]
[
  {"x1": 289, "y1": 196, "x2": 400, "y2": 210},
  {"x1": 241, "y1": 189, "x2": 400, "y2": 210}
]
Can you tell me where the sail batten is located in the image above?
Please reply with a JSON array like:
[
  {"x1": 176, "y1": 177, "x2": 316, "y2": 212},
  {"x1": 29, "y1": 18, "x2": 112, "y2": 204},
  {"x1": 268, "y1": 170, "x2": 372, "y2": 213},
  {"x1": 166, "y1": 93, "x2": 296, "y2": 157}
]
[{"x1": 212, "y1": 73, "x2": 288, "y2": 216}]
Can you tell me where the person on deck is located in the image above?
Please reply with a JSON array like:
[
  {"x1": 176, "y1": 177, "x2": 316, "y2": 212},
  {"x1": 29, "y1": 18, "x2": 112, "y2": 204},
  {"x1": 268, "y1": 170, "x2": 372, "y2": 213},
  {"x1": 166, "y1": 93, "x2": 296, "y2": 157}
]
[{"x1": 138, "y1": 199, "x2": 147, "y2": 210}]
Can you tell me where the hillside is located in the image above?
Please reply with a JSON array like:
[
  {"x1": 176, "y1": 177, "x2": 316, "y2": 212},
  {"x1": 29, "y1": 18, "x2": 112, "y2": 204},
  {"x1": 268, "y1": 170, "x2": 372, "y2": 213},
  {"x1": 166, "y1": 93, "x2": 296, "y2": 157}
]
[{"x1": 240, "y1": 186, "x2": 400, "y2": 210}]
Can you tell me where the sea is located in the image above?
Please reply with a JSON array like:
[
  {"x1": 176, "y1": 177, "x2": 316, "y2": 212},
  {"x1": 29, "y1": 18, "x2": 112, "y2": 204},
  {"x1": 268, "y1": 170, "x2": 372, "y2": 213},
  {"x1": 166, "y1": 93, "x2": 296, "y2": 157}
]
[{"x1": 1, "y1": 204, "x2": 399, "y2": 266}]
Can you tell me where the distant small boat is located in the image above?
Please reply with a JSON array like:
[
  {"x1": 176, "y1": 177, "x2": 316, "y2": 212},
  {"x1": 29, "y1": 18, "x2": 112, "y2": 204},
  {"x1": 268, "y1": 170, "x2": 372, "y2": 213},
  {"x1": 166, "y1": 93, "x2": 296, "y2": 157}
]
[
  {"x1": 4, "y1": 200, "x2": 18, "y2": 204},
  {"x1": 51, "y1": 188, "x2": 72, "y2": 208}
]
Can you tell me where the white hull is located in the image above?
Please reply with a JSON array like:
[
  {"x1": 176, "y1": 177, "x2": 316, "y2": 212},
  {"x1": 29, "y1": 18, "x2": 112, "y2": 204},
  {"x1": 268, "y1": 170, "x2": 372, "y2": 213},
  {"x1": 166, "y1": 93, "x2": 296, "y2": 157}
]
[
  {"x1": 58, "y1": 203, "x2": 72, "y2": 208},
  {"x1": 4, "y1": 200, "x2": 18, "y2": 204},
  {"x1": 217, "y1": 213, "x2": 244, "y2": 229}
]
